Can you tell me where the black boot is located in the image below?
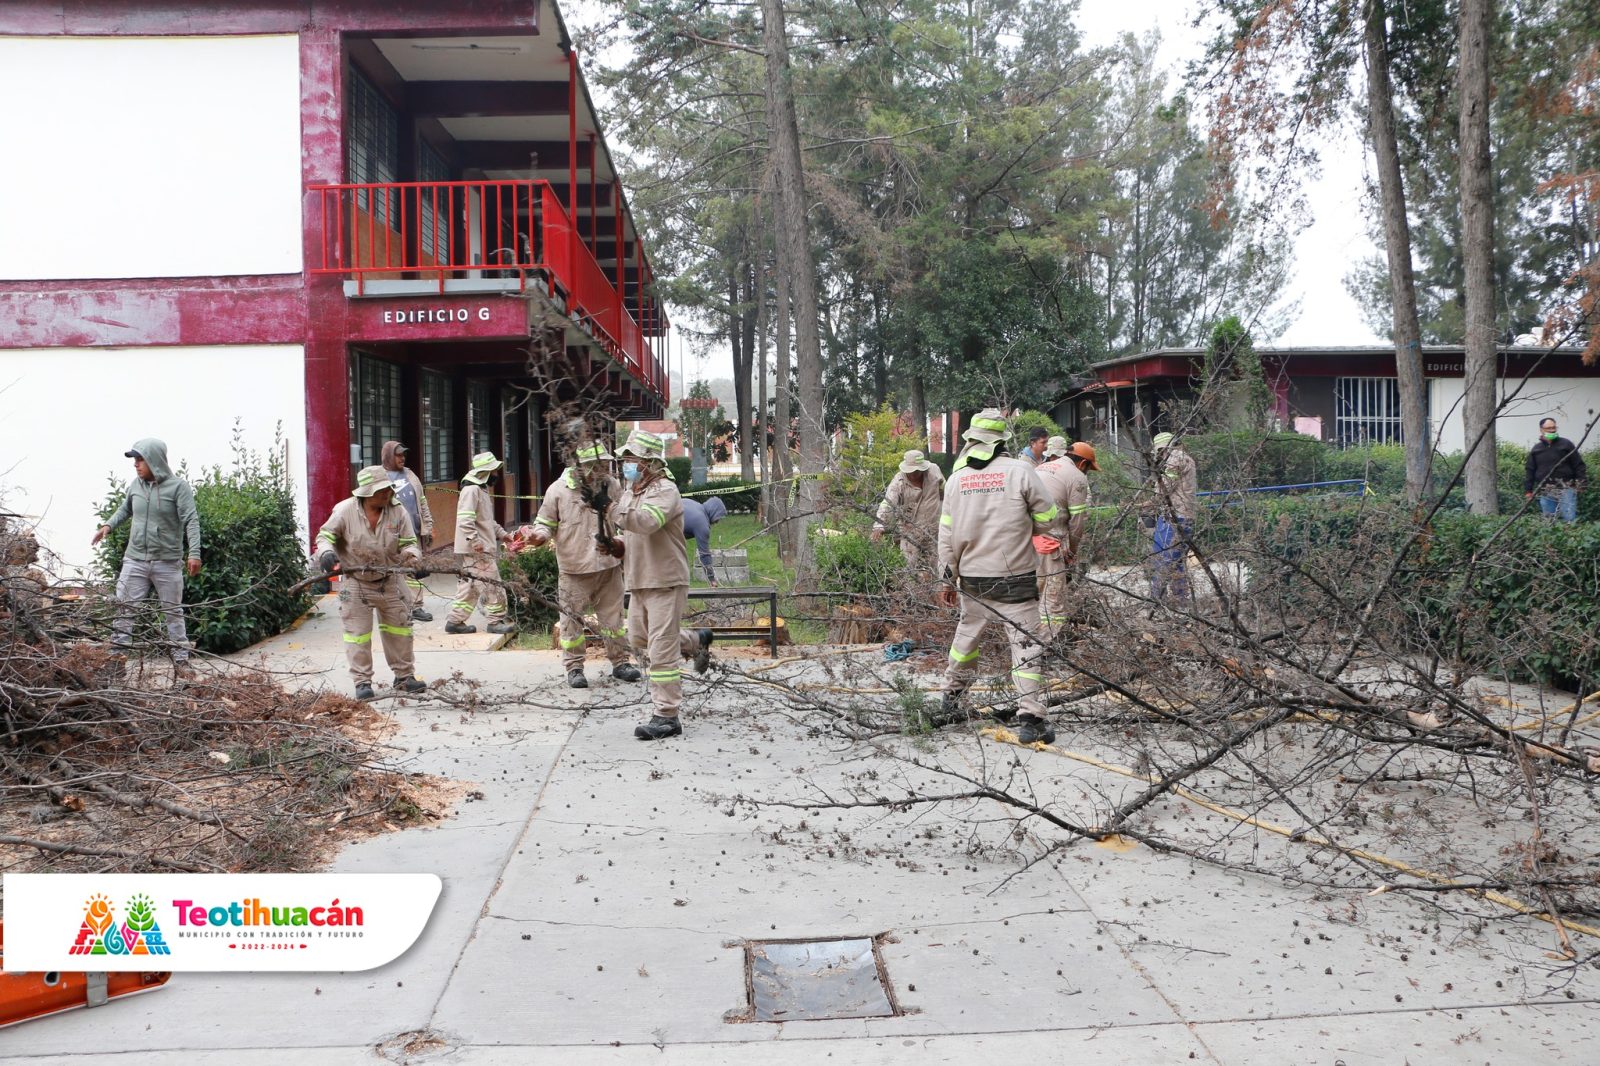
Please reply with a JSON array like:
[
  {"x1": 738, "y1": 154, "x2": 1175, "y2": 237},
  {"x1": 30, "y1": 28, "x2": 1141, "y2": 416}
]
[
  {"x1": 612, "y1": 663, "x2": 641, "y2": 682},
  {"x1": 634, "y1": 715, "x2": 683, "y2": 740},
  {"x1": 394, "y1": 676, "x2": 427, "y2": 695},
  {"x1": 486, "y1": 620, "x2": 515, "y2": 634},
  {"x1": 354, "y1": 682, "x2": 376, "y2": 702},
  {"x1": 692, "y1": 629, "x2": 714, "y2": 674},
  {"x1": 411, "y1": 606, "x2": 434, "y2": 622},
  {"x1": 445, "y1": 621, "x2": 477, "y2": 634},
  {"x1": 566, "y1": 668, "x2": 589, "y2": 689},
  {"x1": 1013, "y1": 714, "x2": 1056, "y2": 746},
  {"x1": 930, "y1": 689, "x2": 965, "y2": 727}
]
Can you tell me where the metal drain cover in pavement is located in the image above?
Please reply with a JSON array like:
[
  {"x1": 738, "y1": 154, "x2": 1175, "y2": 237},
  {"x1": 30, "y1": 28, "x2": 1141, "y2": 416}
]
[{"x1": 743, "y1": 937, "x2": 896, "y2": 1022}]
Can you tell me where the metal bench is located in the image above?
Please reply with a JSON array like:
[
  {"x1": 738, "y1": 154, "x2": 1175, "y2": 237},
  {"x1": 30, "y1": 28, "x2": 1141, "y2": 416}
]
[{"x1": 623, "y1": 585, "x2": 780, "y2": 658}]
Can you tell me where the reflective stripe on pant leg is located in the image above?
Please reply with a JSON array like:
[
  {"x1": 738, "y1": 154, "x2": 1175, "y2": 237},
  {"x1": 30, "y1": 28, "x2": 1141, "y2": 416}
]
[
  {"x1": 998, "y1": 597, "x2": 1045, "y2": 716},
  {"x1": 944, "y1": 591, "x2": 987, "y2": 692},
  {"x1": 644, "y1": 585, "x2": 687, "y2": 717},
  {"x1": 376, "y1": 579, "x2": 416, "y2": 679},
  {"x1": 592, "y1": 568, "x2": 632, "y2": 665},
  {"x1": 339, "y1": 586, "x2": 375, "y2": 683},
  {"x1": 557, "y1": 570, "x2": 593, "y2": 670},
  {"x1": 447, "y1": 558, "x2": 478, "y2": 624}
]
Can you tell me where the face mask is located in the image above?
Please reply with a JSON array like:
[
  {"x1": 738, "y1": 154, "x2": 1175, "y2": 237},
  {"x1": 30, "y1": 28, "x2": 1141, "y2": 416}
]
[
  {"x1": 1545, "y1": 432, "x2": 1559, "y2": 442},
  {"x1": 622, "y1": 462, "x2": 641, "y2": 482}
]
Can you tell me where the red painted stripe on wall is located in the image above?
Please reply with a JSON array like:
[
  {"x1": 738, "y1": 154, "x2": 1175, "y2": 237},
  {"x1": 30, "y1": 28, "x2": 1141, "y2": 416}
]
[{"x1": 0, "y1": 277, "x2": 305, "y2": 349}]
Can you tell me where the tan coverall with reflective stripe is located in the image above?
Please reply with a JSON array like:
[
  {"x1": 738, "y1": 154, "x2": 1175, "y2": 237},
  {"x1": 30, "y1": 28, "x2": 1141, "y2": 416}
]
[
  {"x1": 448, "y1": 481, "x2": 509, "y2": 625},
  {"x1": 1034, "y1": 457, "x2": 1090, "y2": 639},
  {"x1": 873, "y1": 468, "x2": 945, "y2": 569},
  {"x1": 937, "y1": 453, "x2": 1058, "y2": 714},
  {"x1": 613, "y1": 474, "x2": 698, "y2": 718},
  {"x1": 316, "y1": 497, "x2": 421, "y2": 683},
  {"x1": 534, "y1": 467, "x2": 631, "y2": 670}
]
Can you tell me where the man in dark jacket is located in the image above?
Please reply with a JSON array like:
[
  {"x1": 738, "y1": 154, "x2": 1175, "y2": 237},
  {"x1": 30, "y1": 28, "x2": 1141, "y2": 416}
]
[
  {"x1": 1524, "y1": 418, "x2": 1588, "y2": 523},
  {"x1": 92, "y1": 438, "x2": 202, "y2": 674}
]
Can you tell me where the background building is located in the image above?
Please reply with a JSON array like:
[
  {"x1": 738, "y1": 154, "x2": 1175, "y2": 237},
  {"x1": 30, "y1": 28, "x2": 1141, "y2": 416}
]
[{"x1": 0, "y1": 0, "x2": 668, "y2": 567}]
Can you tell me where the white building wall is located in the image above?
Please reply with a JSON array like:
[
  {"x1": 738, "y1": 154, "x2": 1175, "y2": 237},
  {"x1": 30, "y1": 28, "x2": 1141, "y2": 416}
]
[
  {"x1": 1430, "y1": 377, "x2": 1600, "y2": 454},
  {"x1": 0, "y1": 35, "x2": 302, "y2": 280},
  {"x1": 0, "y1": 345, "x2": 308, "y2": 574}
]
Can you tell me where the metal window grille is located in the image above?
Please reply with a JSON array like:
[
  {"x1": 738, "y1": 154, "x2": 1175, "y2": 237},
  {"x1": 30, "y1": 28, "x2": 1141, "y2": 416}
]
[
  {"x1": 419, "y1": 142, "x2": 452, "y2": 263},
  {"x1": 420, "y1": 371, "x2": 454, "y2": 483},
  {"x1": 1334, "y1": 377, "x2": 1420, "y2": 446},
  {"x1": 354, "y1": 352, "x2": 402, "y2": 467},
  {"x1": 347, "y1": 71, "x2": 399, "y2": 226},
  {"x1": 468, "y1": 382, "x2": 493, "y2": 458}
]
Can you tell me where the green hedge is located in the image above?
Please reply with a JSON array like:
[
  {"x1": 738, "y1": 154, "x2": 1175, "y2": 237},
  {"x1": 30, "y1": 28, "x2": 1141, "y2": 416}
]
[{"x1": 96, "y1": 434, "x2": 312, "y2": 655}]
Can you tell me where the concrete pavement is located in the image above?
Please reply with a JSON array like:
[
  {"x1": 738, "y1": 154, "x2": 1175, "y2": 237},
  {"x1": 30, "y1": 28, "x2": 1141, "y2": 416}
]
[{"x1": 5, "y1": 600, "x2": 1598, "y2": 1064}]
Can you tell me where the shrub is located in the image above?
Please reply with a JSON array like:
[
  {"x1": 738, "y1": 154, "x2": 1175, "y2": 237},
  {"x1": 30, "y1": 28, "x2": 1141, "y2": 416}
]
[
  {"x1": 666, "y1": 456, "x2": 693, "y2": 485},
  {"x1": 95, "y1": 428, "x2": 312, "y2": 655},
  {"x1": 499, "y1": 545, "x2": 560, "y2": 629},
  {"x1": 832, "y1": 405, "x2": 928, "y2": 505},
  {"x1": 1009, "y1": 409, "x2": 1063, "y2": 450},
  {"x1": 808, "y1": 529, "x2": 905, "y2": 595}
]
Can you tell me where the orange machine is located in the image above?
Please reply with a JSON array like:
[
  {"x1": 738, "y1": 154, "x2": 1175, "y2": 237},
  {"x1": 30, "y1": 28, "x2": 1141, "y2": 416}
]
[{"x1": 0, "y1": 921, "x2": 170, "y2": 1028}]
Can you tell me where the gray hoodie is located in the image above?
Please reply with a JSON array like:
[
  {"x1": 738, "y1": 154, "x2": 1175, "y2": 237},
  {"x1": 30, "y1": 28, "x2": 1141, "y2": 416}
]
[{"x1": 106, "y1": 438, "x2": 202, "y2": 563}]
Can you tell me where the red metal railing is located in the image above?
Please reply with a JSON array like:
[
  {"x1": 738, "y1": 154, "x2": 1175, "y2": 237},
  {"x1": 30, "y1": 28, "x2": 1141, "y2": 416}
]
[{"x1": 307, "y1": 179, "x2": 664, "y2": 401}]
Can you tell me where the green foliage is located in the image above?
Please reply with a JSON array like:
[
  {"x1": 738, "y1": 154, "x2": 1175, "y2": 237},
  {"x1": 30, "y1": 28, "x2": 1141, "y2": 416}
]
[
  {"x1": 95, "y1": 428, "x2": 312, "y2": 655},
  {"x1": 808, "y1": 529, "x2": 905, "y2": 596},
  {"x1": 677, "y1": 379, "x2": 733, "y2": 462},
  {"x1": 1009, "y1": 410, "x2": 1064, "y2": 448},
  {"x1": 831, "y1": 405, "x2": 927, "y2": 504},
  {"x1": 1198, "y1": 316, "x2": 1270, "y2": 430},
  {"x1": 499, "y1": 546, "x2": 560, "y2": 630}
]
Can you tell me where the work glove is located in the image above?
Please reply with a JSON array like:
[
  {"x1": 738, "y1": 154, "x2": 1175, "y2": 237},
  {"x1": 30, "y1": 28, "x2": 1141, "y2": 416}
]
[
  {"x1": 578, "y1": 481, "x2": 596, "y2": 506},
  {"x1": 590, "y1": 483, "x2": 612, "y2": 513},
  {"x1": 318, "y1": 551, "x2": 339, "y2": 575}
]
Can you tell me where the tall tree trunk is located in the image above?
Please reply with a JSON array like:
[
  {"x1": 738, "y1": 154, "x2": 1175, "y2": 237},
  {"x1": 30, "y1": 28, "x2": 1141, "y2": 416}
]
[
  {"x1": 771, "y1": 212, "x2": 798, "y2": 561},
  {"x1": 760, "y1": 0, "x2": 824, "y2": 571},
  {"x1": 757, "y1": 251, "x2": 770, "y2": 489},
  {"x1": 1459, "y1": 0, "x2": 1499, "y2": 514},
  {"x1": 740, "y1": 260, "x2": 758, "y2": 480},
  {"x1": 1365, "y1": 0, "x2": 1431, "y2": 503},
  {"x1": 730, "y1": 265, "x2": 755, "y2": 483},
  {"x1": 909, "y1": 371, "x2": 928, "y2": 446}
]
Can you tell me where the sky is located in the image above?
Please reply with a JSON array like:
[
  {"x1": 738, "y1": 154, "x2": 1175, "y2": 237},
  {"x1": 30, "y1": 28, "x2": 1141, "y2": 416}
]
[{"x1": 584, "y1": 0, "x2": 1385, "y2": 390}]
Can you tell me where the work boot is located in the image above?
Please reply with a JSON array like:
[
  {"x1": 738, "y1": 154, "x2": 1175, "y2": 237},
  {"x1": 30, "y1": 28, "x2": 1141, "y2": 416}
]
[
  {"x1": 354, "y1": 682, "x2": 376, "y2": 702},
  {"x1": 692, "y1": 629, "x2": 714, "y2": 674},
  {"x1": 929, "y1": 689, "x2": 964, "y2": 727},
  {"x1": 567, "y1": 668, "x2": 589, "y2": 689},
  {"x1": 394, "y1": 676, "x2": 427, "y2": 695},
  {"x1": 988, "y1": 706, "x2": 1017, "y2": 724},
  {"x1": 412, "y1": 606, "x2": 434, "y2": 622},
  {"x1": 486, "y1": 620, "x2": 516, "y2": 634},
  {"x1": 612, "y1": 663, "x2": 641, "y2": 682},
  {"x1": 173, "y1": 661, "x2": 197, "y2": 682},
  {"x1": 1013, "y1": 714, "x2": 1056, "y2": 746},
  {"x1": 634, "y1": 715, "x2": 683, "y2": 741},
  {"x1": 445, "y1": 621, "x2": 477, "y2": 634}
]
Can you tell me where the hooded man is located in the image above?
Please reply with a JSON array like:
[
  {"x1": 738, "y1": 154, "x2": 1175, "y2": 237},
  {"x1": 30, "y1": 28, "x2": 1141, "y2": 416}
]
[
  {"x1": 682, "y1": 495, "x2": 728, "y2": 586},
  {"x1": 936, "y1": 409, "x2": 1059, "y2": 745},
  {"x1": 314, "y1": 465, "x2": 427, "y2": 701},
  {"x1": 530, "y1": 442, "x2": 642, "y2": 688},
  {"x1": 600, "y1": 429, "x2": 712, "y2": 741},
  {"x1": 1146, "y1": 431, "x2": 1198, "y2": 605},
  {"x1": 1033, "y1": 437, "x2": 1096, "y2": 640},
  {"x1": 382, "y1": 441, "x2": 435, "y2": 621},
  {"x1": 446, "y1": 451, "x2": 514, "y2": 635},
  {"x1": 871, "y1": 449, "x2": 945, "y2": 570},
  {"x1": 93, "y1": 438, "x2": 202, "y2": 676}
]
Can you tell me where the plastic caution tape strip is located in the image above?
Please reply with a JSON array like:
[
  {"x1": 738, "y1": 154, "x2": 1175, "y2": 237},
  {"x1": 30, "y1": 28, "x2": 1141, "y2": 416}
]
[{"x1": 427, "y1": 471, "x2": 821, "y2": 504}]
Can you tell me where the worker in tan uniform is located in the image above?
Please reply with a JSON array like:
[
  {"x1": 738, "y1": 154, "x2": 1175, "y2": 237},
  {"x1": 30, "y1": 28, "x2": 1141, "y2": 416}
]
[
  {"x1": 1147, "y1": 431, "x2": 1198, "y2": 605},
  {"x1": 1033, "y1": 437, "x2": 1096, "y2": 641},
  {"x1": 445, "y1": 451, "x2": 514, "y2": 634},
  {"x1": 936, "y1": 409, "x2": 1058, "y2": 745},
  {"x1": 529, "y1": 442, "x2": 642, "y2": 688},
  {"x1": 599, "y1": 429, "x2": 712, "y2": 741},
  {"x1": 314, "y1": 465, "x2": 428, "y2": 701},
  {"x1": 870, "y1": 449, "x2": 944, "y2": 571}
]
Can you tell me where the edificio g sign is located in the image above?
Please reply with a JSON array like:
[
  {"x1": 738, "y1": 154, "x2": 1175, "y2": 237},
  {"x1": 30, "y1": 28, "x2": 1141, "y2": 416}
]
[{"x1": 382, "y1": 306, "x2": 493, "y2": 324}]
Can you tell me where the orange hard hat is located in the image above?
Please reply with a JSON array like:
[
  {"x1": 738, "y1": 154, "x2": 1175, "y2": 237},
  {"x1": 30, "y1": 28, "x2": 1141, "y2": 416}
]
[{"x1": 1068, "y1": 441, "x2": 1099, "y2": 471}]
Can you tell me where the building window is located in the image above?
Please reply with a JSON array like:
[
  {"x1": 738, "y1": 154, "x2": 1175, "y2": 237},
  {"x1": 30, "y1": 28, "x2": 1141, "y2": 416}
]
[
  {"x1": 353, "y1": 351, "x2": 402, "y2": 467},
  {"x1": 419, "y1": 141, "x2": 452, "y2": 263},
  {"x1": 468, "y1": 382, "x2": 494, "y2": 458},
  {"x1": 420, "y1": 371, "x2": 454, "y2": 482},
  {"x1": 348, "y1": 70, "x2": 399, "y2": 225},
  {"x1": 1334, "y1": 377, "x2": 1423, "y2": 445}
]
